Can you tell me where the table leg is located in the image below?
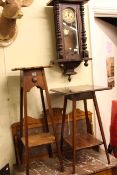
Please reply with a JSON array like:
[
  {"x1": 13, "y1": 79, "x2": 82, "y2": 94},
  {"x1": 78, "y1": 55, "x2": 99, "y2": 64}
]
[
  {"x1": 83, "y1": 99, "x2": 92, "y2": 134},
  {"x1": 19, "y1": 71, "x2": 24, "y2": 166},
  {"x1": 93, "y1": 92, "x2": 110, "y2": 164},
  {"x1": 19, "y1": 86, "x2": 23, "y2": 165},
  {"x1": 45, "y1": 86, "x2": 64, "y2": 171},
  {"x1": 40, "y1": 88, "x2": 53, "y2": 157},
  {"x1": 61, "y1": 96, "x2": 67, "y2": 151},
  {"x1": 24, "y1": 90, "x2": 29, "y2": 175},
  {"x1": 72, "y1": 99, "x2": 76, "y2": 174},
  {"x1": 20, "y1": 86, "x2": 23, "y2": 137}
]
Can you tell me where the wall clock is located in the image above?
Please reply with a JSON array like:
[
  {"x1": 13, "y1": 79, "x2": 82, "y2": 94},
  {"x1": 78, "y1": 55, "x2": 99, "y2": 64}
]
[{"x1": 47, "y1": 0, "x2": 90, "y2": 81}]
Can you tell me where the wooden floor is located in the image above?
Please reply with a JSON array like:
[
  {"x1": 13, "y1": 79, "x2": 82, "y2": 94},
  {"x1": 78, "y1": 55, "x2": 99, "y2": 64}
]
[{"x1": 14, "y1": 149, "x2": 117, "y2": 175}]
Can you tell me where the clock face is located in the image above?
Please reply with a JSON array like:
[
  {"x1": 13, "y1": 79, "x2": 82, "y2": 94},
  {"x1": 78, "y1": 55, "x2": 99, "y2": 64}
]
[
  {"x1": 62, "y1": 8, "x2": 75, "y2": 24},
  {"x1": 62, "y1": 7, "x2": 79, "y2": 54}
]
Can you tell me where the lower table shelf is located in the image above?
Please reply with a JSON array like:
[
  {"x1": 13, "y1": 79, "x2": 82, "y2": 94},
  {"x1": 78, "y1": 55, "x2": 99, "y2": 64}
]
[
  {"x1": 64, "y1": 133, "x2": 103, "y2": 150},
  {"x1": 21, "y1": 133, "x2": 55, "y2": 148}
]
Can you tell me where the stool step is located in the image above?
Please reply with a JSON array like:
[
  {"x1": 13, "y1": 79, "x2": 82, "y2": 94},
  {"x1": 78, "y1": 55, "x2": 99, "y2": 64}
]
[
  {"x1": 21, "y1": 133, "x2": 55, "y2": 148},
  {"x1": 64, "y1": 133, "x2": 103, "y2": 150}
]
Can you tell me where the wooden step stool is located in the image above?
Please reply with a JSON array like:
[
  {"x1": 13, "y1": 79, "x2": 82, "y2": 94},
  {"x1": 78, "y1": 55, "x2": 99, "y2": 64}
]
[{"x1": 12, "y1": 66, "x2": 64, "y2": 175}]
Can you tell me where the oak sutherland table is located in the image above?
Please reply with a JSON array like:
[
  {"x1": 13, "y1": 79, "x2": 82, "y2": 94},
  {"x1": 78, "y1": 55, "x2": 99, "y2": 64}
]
[{"x1": 50, "y1": 85, "x2": 111, "y2": 174}]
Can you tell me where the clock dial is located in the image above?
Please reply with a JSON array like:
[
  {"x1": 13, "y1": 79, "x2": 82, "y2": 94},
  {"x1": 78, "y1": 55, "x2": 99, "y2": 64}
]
[
  {"x1": 62, "y1": 7, "x2": 79, "y2": 54},
  {"x1": 62, "y1": 8, "x2": 75, "y2": 24}
]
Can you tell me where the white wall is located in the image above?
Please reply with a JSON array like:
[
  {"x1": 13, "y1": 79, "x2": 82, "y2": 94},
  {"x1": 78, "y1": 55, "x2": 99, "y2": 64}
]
[
  {"x1": 94, "y1": 19, "x2": 117, "y2": 145},
  {"x1": 89, "y1": 0, "x2": 117, "y2": 145},
  {"x1": 0, "y1": 0, "x2": 92, "y2": 172},
  {"x1": 89, "y1": 0, "x2": 117, "y2": 11}
]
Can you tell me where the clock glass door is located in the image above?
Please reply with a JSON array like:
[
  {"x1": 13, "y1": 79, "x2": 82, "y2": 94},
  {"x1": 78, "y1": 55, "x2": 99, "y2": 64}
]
[{"x1": 62, "y1": 7, "x2": 79, "y2": 55}]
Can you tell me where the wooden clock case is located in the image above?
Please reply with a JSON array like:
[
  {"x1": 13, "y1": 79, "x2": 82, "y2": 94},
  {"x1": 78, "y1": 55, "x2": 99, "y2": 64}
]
[{"x1": 47, "y1": 0, "x2": 91, "y2": 81}]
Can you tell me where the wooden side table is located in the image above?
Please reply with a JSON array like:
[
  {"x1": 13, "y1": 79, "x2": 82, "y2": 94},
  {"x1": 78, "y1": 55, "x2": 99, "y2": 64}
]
[
  {"x1": 12, "y1": 66, "x2": 63, "y2": 175},
  {"x1": 50, "y1": 85, "x2": 111, "y2": 174}
]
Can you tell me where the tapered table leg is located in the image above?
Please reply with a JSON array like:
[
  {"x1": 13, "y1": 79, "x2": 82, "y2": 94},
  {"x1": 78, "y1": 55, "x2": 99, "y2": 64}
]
[
  {"x1": 44, "y1": 75, "x2": 64, "y2": 171},
  {"x1": 93, "y1": 92, "x2": 110, "y2": 164},
  {"x1": 61, "y1": 96, "x2": 67, "y2": 151},
  {"x1": 83, "y1": 99, "x2": 92, "y2": 134},
  {"x1": 24, "y1": 90, "x2": 29, "y2": 175},
  {"x1": 72, "y1": 100, "x2": 76, "y2": 174},
  {"x1": 40, "y1": 88, "x2": 53, "y2": 157}
]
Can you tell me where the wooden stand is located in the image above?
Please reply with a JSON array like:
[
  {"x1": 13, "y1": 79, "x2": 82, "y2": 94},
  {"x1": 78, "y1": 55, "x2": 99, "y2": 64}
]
[
  {"x1": 12, "y1": 66, "x2": 64, "y2": 175},
  {"x1": 50, "y1": 85, "x2": 111, "y2": 174}
]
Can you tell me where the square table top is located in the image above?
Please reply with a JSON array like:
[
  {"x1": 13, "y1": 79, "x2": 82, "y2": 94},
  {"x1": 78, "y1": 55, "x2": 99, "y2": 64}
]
[
  {"x1": 12, "y1": 66, "x2": 51, "y2": 71},
  {"x1": 50, "y1": 85, "x2": 111, "y2": 95}
]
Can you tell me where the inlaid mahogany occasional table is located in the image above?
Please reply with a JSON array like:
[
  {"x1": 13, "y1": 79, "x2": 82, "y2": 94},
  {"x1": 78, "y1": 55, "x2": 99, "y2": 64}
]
[
  {"x1": 12, "y1": 66, "x2": 64, "y2": 175},
  {"x1": 50, "y1": 85, "x2": 111, "y2": 174}
]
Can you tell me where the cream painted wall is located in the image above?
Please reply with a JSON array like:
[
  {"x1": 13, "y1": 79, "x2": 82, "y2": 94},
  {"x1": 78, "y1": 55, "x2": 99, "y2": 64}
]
[
  {"x1": 89, "y1": 0, "x2": 117, "y2": 10},
  {"x1": 0, "y1": 48, "x2": 15, "y2": 170},
  {"x1": 0, "y1": 0, "x2": 92, "y2": 172},
  {"x1": 92, "y1": 19, "x2": 117, "y2": 145},
  {"x1": 89, "y1": 0, "x2": 117, "y2": 145}
]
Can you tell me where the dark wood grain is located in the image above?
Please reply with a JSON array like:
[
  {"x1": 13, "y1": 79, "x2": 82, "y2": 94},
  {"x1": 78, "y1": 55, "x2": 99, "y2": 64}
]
[
  {"x1": 47, "y1": 0, "x2": 89, "y2": 6},
  {"x1": 21, "y1": 133, "x2": 55, "y2": 148}
]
